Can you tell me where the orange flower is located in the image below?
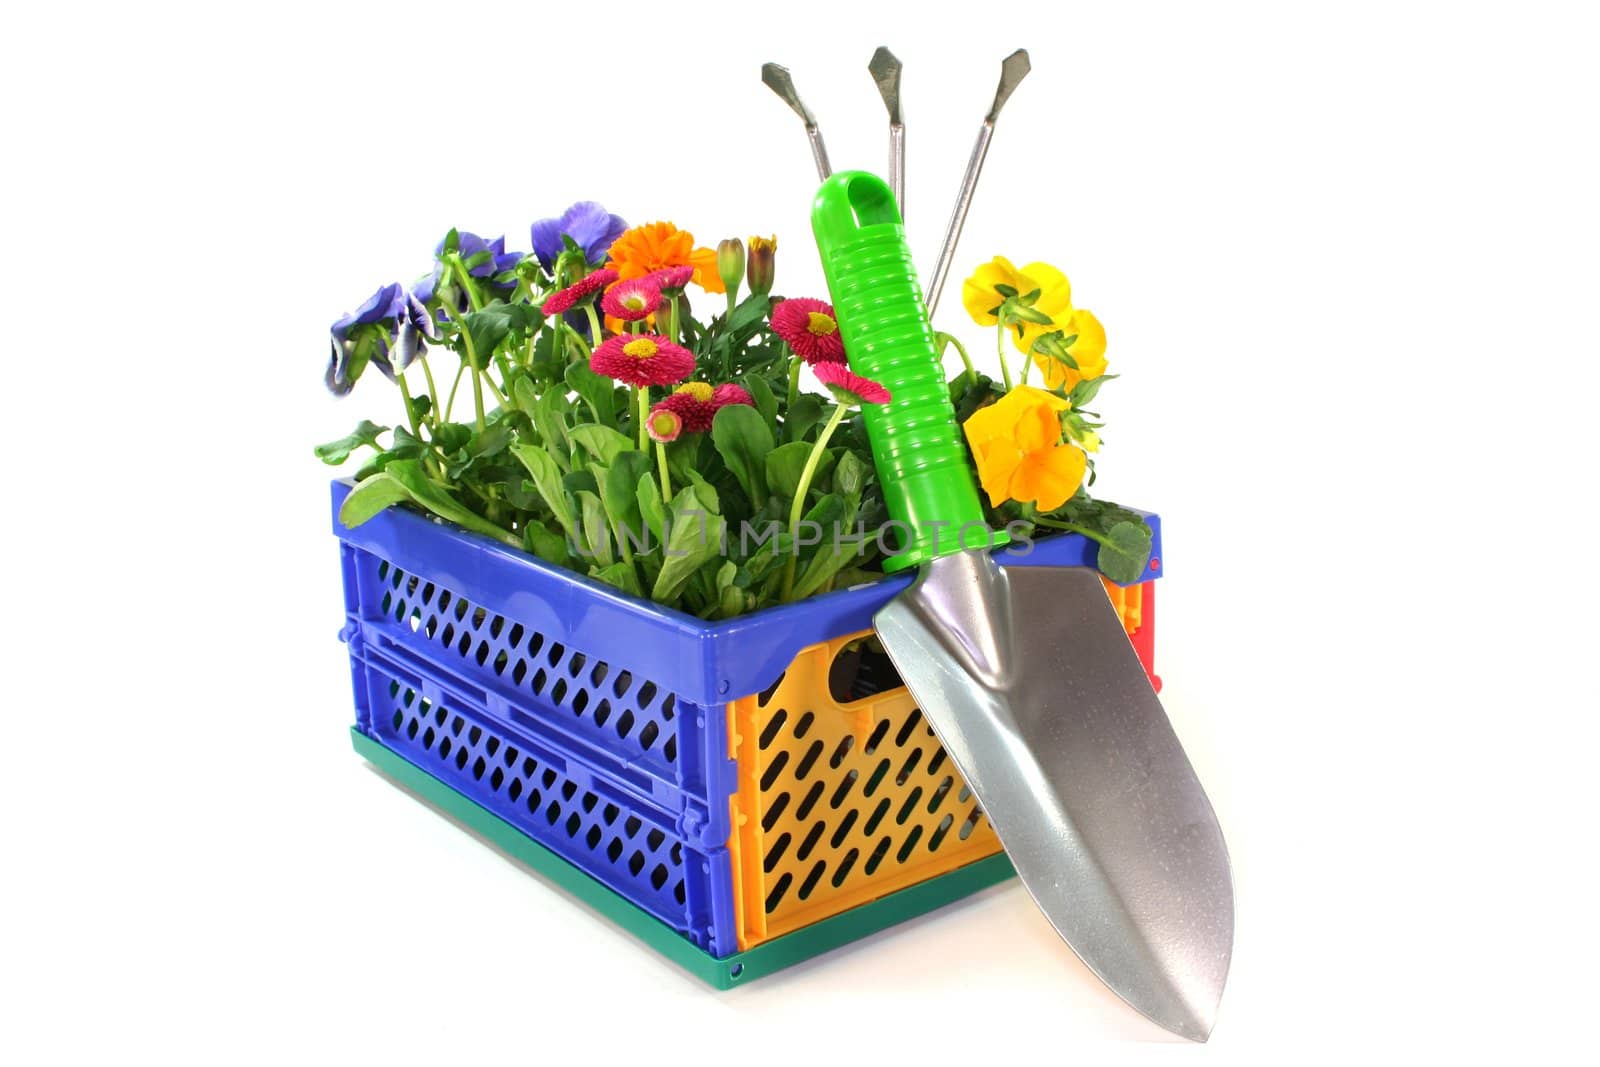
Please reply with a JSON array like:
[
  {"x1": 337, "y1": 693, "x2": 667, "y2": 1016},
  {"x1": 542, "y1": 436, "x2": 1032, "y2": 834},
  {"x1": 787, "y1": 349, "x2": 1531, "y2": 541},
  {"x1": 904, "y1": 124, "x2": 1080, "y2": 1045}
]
[
  {"x1": 605, "y1": 221, "x2": 726, "y2": 294},
  {"x1": 962, "y1": 386, "x2": 1087, "y2": 511}
]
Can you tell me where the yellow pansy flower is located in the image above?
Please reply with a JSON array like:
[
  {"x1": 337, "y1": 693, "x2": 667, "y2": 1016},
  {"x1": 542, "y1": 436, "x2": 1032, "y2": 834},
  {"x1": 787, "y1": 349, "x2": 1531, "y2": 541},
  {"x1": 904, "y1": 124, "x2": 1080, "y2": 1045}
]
[
  {"x1": 962, "y1": 385, "x2": 1087, "y2": 511},
  {"x1": 1031, "y1": 308, "x2": 1108, "y2": 390},
  {"x1": 961, "y1": 256, "x2": 1074, "y2": 353}
]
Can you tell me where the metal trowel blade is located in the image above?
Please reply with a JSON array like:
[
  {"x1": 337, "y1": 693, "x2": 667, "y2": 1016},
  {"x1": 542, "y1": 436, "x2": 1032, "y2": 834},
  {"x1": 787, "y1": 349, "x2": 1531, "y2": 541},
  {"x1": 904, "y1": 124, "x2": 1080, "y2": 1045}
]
[{"x1": 873, "y1": 551, "x2": 1234, "y2": 1042}]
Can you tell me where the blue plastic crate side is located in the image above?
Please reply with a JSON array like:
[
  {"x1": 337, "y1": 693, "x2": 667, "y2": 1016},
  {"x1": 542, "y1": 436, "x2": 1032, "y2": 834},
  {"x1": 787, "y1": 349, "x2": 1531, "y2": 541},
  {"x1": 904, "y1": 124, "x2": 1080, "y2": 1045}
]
[
  {"x1": 693, "y1": 510, "x2": 1165, "y2": 710},
  {"x1": 353, "y1": 645, "x2": 721, "y2": 947},
  {"x1": 333, "y1": 481, "x2": 730, "y2": 709},
  {"x1": 344, "y1": 544, "x2": 702, "y2": 824},
  {"x1": 348, "y1": 543, "x2": 689, "y2": 800},
  {"x1": 331, "y1": 480, "x2": 1162, "y2": 711},
  {"x1": 339, "y1": 541, "x2": 371, "y2": 733}
]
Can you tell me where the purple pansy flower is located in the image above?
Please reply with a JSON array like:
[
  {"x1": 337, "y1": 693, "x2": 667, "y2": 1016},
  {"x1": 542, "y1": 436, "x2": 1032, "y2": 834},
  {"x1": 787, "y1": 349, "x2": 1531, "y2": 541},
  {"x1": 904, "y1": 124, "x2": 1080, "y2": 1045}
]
[
  {"x1": 531, "y1": 202, "x2": 627, "y2": 271},
  {"x1": 414, "y1": 231, "x2": 525, "y2": 305},
  {"x1": 326, "y1": 283, "x2": 435, "y2": 396}
]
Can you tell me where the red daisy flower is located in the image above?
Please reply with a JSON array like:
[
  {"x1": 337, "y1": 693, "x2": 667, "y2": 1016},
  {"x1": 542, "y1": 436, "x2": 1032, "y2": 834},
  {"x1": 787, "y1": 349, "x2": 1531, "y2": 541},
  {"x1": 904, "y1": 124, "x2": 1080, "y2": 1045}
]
[
  {"x1": 770, "y1": 298, "x2": 847, "y2": 365},
  {"x1": 813, "y1": 362, "x2": 890, "y2": 406},
  {"x1": 590, "y1": 334, "x2": 694, "y2": 388},
  {"x1": 652, "y1": 383, "x2": 716, "y2": 433},
  {"x1": 645, "y1": 265, "x2": 695, "y2": 291},
  {"x1": 645, "y1": 406, "x2": 683, "y2": 444},
  {"x1": 601, "y1": 277, "x2": 663, "y2": 321},
  {"x1": 541, "y1": 268, "x2": 618, "y2": 315},
  {"x1": 711, "y1": 383, "x2": 755, "y2": 409}
]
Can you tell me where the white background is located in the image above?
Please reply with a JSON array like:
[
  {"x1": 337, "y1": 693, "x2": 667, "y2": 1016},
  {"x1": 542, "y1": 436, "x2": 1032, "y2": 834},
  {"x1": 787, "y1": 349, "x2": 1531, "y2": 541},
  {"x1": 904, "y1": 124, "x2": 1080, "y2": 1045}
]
[{"x1": 4, "y1": 1, "x2": 1597, "y2": 1062}]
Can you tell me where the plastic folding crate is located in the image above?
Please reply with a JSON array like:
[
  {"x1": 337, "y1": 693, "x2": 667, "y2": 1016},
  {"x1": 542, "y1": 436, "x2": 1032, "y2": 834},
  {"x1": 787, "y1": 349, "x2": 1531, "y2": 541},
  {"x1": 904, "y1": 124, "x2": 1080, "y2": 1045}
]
[{"x1": 333, "y1": 479, "x2": 1164, "y2": 984}]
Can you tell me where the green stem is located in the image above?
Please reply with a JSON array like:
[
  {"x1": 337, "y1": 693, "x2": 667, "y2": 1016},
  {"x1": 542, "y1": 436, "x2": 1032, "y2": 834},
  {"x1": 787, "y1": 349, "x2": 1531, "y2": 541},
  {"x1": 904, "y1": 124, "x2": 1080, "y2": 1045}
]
[
  {"x1": 1033, "y1": 516, "x2": 1112, "y2": 547},
  {"x1": 655, "y1": 441, "x2": 672, "y2": 504},
  {"x1": 666, "y1": 294, "x2": 681, "y2": 345},
  {"x1": 635, "y1": 385, "x2": 649, "y2": 452},
  {"x1": 996, "y1": 323, "x2": 1015, "y2": 391},
  {"x1": 395, "y1": 371, "x2": 422, "y2": 440},
  {"x1": 786, "y1": 354, "x2": 801, "y2": 413},
  {"x1": 781, "y1": 401, "x2": 849, "y2": 601},
  {"x1": 456, "y1": 315, "x2": 487, "y2": 433},
  {"x1": 583, "y1": 304, "x2": 604, "y2": 351},
  {"x1": 444, "y1": 363, "x2": 465, "y2": 422},
  {"x1": 417, "y1": 355, "x2": 441, "y2": 428},
  {"x1": 937, "y1": 330, "x2": 977, "y2": 388},
  {"x1": 446, "y1": 256, "x2": 487, "y2": 313}
]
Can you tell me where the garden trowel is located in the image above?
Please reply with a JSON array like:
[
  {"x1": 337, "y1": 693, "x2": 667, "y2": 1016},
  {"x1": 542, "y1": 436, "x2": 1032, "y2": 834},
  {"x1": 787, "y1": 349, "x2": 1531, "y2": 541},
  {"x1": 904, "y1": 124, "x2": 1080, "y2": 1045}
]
[{"x1": 812, "y1": 171, "x2": 1234, "y2": 1042}]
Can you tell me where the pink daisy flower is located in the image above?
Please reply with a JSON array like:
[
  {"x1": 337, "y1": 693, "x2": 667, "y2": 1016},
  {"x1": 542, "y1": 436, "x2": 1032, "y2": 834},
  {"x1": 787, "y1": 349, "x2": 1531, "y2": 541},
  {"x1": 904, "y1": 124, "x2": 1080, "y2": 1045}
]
[
  {"x1": 646, "y1": 265, "x2": 695, "y2": 291},
  {"x1": 770, "y1": 297, "x2": 847, "y2": 365},
  {"x1": 590, "y1": 334, "x2": 695, "y2": 388},
  {"x1": 645, "y1": 406, "x2": 683, "y2": 444},
  {"x1": 601, "y1": 277, "x2": 663, "y2": 321},
  {"x1": 711, "y1": 383, "x2": 755, "y2": 410},
  {"x1": 651, "y1": 381, "x2": 756, "y2": 434},
  {"x1": 541, "y1": 268, "x2": 618, "y2": 315},
  {"x1": 813, "y1": 362, "x2": 890, "y2": 407}
]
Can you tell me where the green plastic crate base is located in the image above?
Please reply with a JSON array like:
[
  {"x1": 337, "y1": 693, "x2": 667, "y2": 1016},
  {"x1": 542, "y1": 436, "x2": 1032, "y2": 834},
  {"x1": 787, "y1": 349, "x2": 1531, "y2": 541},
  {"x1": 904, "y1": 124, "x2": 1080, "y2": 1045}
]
[{"x1": 352, "y1": 727, "x2": 1018, "y2": 986}]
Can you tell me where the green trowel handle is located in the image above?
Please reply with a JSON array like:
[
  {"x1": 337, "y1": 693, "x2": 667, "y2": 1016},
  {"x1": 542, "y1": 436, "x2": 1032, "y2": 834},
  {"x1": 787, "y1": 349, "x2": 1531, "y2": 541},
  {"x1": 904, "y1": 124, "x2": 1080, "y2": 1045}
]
[{"x1": 812, "y1": 171, "x2": 1005, "y2": 573}]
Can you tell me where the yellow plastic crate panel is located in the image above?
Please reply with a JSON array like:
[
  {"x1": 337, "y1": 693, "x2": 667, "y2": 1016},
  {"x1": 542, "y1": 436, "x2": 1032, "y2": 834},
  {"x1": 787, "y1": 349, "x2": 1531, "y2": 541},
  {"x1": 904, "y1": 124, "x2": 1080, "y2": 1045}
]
[{"x1": 727, "y1": 578, "x2": 1146, "y2": 950}]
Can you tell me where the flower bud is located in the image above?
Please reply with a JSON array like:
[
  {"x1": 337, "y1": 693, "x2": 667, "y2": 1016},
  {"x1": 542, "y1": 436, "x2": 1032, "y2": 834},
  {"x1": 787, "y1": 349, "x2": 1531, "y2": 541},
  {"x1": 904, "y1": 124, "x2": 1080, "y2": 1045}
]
[
  {"x1": 717, "y1": 238, "x2": 745, "y2": 298},
  {"x1": 746, "y1": 235, "x2": 777, "y2": 297}
]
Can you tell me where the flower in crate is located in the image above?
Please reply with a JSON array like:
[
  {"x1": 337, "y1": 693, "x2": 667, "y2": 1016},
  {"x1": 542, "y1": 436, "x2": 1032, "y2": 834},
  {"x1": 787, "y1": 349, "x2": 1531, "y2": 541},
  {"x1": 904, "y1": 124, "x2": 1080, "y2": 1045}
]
[
  {"x1": 590, "y1": 334, "x2": 694, "y2": 388},
  {"x1": 606, "y1": 221, "x2": 725, "y2": 293},
  {"x1": 746, "y1": 236, "x2": 777, "y2": 296},
  {"x1": 601, "y1": 277, "x2": 663, "y2": 322},
  {"x1": 541, "y1": 268, "x2": 619, "y2": 316},
  {"x1": 961, "y1": 385, "x2": 1086, "y2": 511},
  {"x1": 651, "y1": 381, "x2": 755, "y2": 434},
  {"x1": 645, "y1": 405, "x2": 684, "y2": 443},
  {"x1": 712, "y1": 383, "x2": 755, "y2": 409},
  {"x1": 812, "y1": 362, "x2": 890, "y2": 407},
  {"x1": 770, "y1": 298, "x2": 846, "y2": 365},
  {"x1": 645, "y1": 264, "x2": 695, "y2": 293},
  {"x1": 414, "y1": 231, "x2": 522, "y2": 306},
  {"x1": 1029, "y1": 309, "x2": 1108, "y2": 391},
  {"x1": 326, "y1": 283, "x2": 434, "y2": 395},
  {"x1": 961, "y1": 256, "x2": 1073, "y2": 352},
  {"x1": 531, "y1": 201, "x2": 628, "y2": 271}
]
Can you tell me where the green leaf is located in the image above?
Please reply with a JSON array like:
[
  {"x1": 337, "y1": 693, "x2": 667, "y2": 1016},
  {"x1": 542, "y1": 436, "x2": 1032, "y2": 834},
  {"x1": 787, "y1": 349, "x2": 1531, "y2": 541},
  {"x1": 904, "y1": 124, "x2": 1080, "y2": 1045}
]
[
  {"x1": 530, "y1": 389, "x2": 572, "y2": 467},
  {"x1": 433, "y1": 422, "x2": 472, "y2": 454},
  {"x1": 993, "y1": 283, "x2": 1019, "y2": 299},
  {"x1": 569, "y1": 423, "x2": 634, "y2": 466},
  {"x1": 728, "y1": 293, "x2": 773, "y2": 333},
  {"x1": 575, "y1": 490, "x2": 614, "y2": 567},
  {"x1": 589, "y1": 561, "x2": 643, "y2": 598},
  {"x1": 1096, "y1": 520, "x2": 1154, "y2": 585},
  {"x1": 782, "y1": 394, "x2": 823, "y2": 444},
  {"x1": 765, "y1": 441, "x2": 835, "y2": 502},
  {"x1": 336, "y1": 472, "x2": 411, "y2": 527},
  {"x1": 381, "y1": 459, "x2": 520, "y2": 547},
  {"x1": 1068, "y1": 373, "x2": 1118, "y2": 408},
  {"x1": 793, "y1": 493, "x2": 862, "y2": 598},
  {"x1": 315, "y1": 419, "x2": 389, "y2": 465},
  {"x1": 510, "y1": 443, "x2": 576, "y2": 536},
  {"x1": 711, "y1": 403, "x2": 774, "y2": 507},
  {"x1": 601, "y1": 452, "x2": 651, "y2": 554},
  {"x1": 652, "y1": 487, "x2": 727, "y2": 604},
  {"x1": 565, "y1": 361, "x2": 619, "y2": 428},
  {"x1": 831, "y1": 450, "x2": 869, "y2": 498},
  {"x1": 636, "y1": 472, "x2": 668, "y2": 544},
  {"x1": 461, "y1": 309, "x2": 509, "y2": 364},
  {"x1": 745, "y1": 373, "x2": 778, "y2": 432},
  {"x1": 522, "y1": 519, "x2": 570, "y2": 567},
  {"x1": 511, "y1": 374, "x2": 540, "y2": 417}
]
